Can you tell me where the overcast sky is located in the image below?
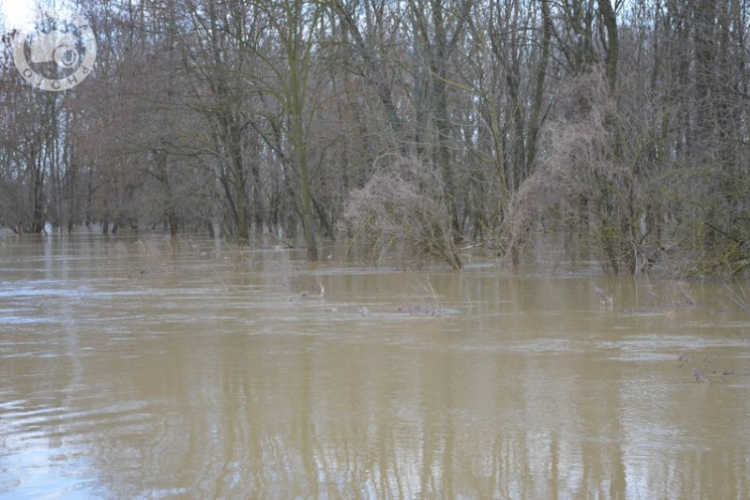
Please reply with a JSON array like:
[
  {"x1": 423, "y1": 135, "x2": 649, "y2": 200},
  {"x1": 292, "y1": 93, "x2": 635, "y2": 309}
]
[
  {"x1": 0, "y1": 0, "x2": 34, "y2": 30},
  {"x1": 0, "y1": 0, "x2": 79, "y2": 31}
]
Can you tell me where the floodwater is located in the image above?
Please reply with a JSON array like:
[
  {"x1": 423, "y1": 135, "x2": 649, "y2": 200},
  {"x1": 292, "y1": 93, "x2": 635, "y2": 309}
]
[{"x1": 1, "y1": 233, "x2": 750, "y2": 500}]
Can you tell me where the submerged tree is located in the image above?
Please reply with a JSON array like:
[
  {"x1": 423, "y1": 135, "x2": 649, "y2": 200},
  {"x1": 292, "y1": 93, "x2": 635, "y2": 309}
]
[{"x1": 0, "y1": 0, "x2": 748, "y2": 274}]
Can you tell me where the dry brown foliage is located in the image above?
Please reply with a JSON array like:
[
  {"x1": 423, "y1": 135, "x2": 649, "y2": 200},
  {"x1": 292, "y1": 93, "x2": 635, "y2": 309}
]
[
  {"x1": 509, "y1": 68, "x2": 663, "y2": 274},
  {"x1": 344, "y1": 156, "x2": 463, "y2": 270}
]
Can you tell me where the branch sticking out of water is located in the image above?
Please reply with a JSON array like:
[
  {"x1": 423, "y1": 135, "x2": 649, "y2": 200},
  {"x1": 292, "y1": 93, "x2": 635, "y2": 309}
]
[
  {"x1": 724, "y1": 280, "x2": 750, "y2": 315},
  {"x1": 210, "y1": 266, "x2": 229, "y2": 292},
  {"x1": 586, "y1": 278, "x2": 614, "y2": 308}
]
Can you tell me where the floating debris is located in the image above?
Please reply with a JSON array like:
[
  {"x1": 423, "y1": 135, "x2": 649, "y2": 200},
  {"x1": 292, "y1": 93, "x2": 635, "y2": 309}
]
[
  {"x1": 393, "y1": 304, "x2": 447, "y2": 318},
  {"x1": 693, "y1": 368, "x2": 710, "y2": 383},
  {"x1": 679, "y1": 353, "x2": 743, "y2": 383}
]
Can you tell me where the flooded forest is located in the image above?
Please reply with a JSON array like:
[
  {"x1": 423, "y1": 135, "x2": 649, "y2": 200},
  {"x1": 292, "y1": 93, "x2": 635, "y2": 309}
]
[
  {"x1": 2, "y1": 0, "x2": 750, "y2": 499},
  {"x1": 0, "y1": 0, "x2": 748, "y2": 275}
]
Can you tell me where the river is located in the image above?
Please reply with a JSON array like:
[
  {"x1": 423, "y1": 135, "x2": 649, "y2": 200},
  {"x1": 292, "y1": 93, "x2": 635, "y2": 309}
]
[{"x1": 1, "y1": 232, "x2": 749, "y2": 499}]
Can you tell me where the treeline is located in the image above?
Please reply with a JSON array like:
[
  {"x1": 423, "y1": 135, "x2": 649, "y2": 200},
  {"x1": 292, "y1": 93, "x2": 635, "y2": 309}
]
[{"x1": 1, "y1": 0, "x2": 748, "y2": 275}]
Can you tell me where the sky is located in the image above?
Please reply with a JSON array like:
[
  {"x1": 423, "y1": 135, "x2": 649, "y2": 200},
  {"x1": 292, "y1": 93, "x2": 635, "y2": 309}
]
[
  {"x1": 0, "y1": 0, "x2": 35, "y2": 31},
  {"x1": 0, "y1": 0, "x2": 78, "y2": 32}
]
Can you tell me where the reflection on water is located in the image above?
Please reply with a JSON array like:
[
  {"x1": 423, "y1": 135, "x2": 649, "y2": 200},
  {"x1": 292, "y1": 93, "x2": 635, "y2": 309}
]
[{"x1": 1, "y1": 232, "x2": 749, "y2": 500}]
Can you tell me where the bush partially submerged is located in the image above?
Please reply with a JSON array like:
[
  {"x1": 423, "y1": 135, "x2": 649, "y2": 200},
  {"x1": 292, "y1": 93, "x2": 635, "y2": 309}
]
[
  {"x1": 509, "y1": 68, "x2": 664, "y2": 274},
  {"x1": 345, "y1": 157, "x2": 463, "y2": 270}
]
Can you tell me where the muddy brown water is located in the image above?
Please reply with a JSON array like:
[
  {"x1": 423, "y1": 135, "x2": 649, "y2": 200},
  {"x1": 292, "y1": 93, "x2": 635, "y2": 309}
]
[{"x1": 1, "y1": 233, "x2": 749, "y2": 500}]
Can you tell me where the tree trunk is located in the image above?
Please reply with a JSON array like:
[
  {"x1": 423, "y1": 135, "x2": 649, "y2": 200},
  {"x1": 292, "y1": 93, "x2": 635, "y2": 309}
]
[{"x1": 599, "y1": 0, "x2": 619, "y2": 94}]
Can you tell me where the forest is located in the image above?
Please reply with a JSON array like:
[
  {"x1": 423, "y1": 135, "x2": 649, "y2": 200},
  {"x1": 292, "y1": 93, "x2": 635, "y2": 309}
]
[{"x1": 1, "y1": 0, "x2": 748, "y2": 276}]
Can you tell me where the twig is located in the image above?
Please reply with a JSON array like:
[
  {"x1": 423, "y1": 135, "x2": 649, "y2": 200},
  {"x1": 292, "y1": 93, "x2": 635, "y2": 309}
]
[
  {"x1": 210, "y1": 266, "x2": 230, "y2": 291},
  {"x1": 725, "y1": 279, "x2": 750, "y2": 315}
]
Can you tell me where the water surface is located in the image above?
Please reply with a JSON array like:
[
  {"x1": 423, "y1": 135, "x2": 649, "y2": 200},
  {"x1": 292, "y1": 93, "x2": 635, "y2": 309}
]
[{"x1": 1, "y1": 233, "x2": 749, "y2": 499}]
